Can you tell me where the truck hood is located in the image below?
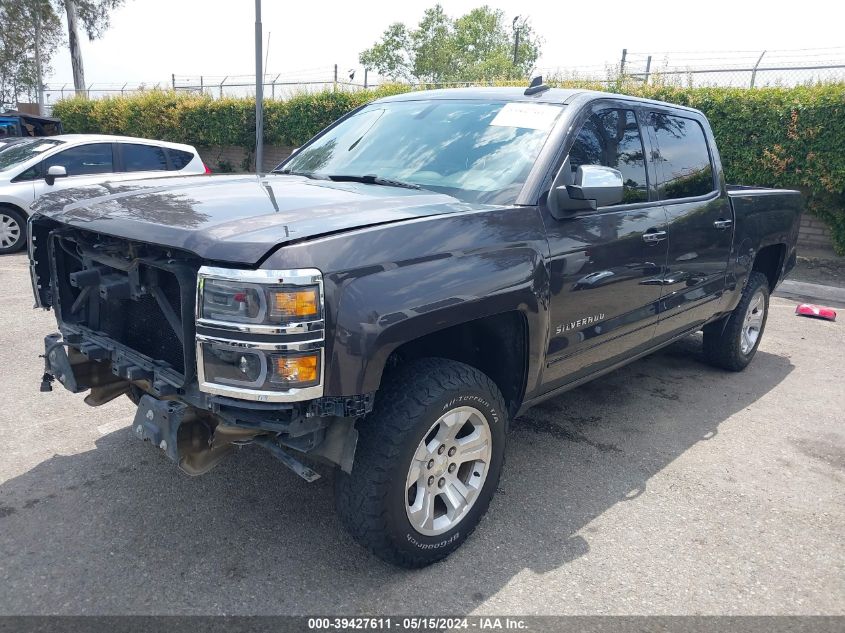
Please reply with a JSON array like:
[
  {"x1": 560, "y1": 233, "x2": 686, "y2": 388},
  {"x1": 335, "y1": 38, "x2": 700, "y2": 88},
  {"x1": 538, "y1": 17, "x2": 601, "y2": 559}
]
[{"x1": 31, "y1": 173, "x2": 486, "y2": 264}]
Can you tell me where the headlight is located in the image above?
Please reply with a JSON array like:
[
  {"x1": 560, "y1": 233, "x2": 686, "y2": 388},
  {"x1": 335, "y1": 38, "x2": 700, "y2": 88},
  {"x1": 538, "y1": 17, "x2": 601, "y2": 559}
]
[
  {"x1": 201, "y1": 278, "x2": 321, "y2": 324},
  {"x1": 196, "y1": 267, "x2": 325, "y2": 402},
  {"x1": 199, "y1": 343, "x2": 321, "y2": 391}
]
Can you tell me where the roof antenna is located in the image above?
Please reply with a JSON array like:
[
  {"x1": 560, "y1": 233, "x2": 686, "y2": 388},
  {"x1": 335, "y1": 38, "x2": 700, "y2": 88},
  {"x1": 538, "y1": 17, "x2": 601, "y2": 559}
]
[{"x1": 524, "y1": 75, "x2": 549, "y2": 96}]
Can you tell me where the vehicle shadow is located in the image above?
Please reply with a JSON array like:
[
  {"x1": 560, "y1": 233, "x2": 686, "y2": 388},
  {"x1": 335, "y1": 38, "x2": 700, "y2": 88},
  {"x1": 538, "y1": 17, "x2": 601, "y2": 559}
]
[{"x1": 0, "y1": 336, "x2": 793, "y2": 615}]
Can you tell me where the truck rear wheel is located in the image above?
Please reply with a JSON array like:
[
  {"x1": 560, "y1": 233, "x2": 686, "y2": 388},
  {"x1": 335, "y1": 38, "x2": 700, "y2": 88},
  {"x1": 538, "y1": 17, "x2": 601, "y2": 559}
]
[
  {"x1": 334, "y1": 358, "x2": 507, "y2": 568},
  {"x1": 703, "y1": 271, "x2": 770, "y2": 371}
]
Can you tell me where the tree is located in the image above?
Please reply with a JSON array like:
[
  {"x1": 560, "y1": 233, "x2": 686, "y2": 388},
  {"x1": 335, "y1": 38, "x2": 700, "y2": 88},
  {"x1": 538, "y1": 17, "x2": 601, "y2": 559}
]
[
  {"x1": 409, "y1": 5, "x2": 454, "y2": 83},
  {"x1": 0, "y1": 0, "x2": 63, "y2": 109},
  {"x1": 359, "y1": 23, "x2": 411, "y2": 82},
  {"x1": 359, "y1": 4, "x2": 542, "y2": 84},
  {"x1": 58, "y1": 0, "x2": 126, "y2": 96}
]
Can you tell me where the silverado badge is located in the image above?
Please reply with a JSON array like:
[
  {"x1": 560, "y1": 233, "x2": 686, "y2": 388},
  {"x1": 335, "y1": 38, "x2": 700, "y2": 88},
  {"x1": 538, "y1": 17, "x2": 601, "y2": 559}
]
[{"x1": 556, "y1": 313, "x2": 606, "y2": 335}]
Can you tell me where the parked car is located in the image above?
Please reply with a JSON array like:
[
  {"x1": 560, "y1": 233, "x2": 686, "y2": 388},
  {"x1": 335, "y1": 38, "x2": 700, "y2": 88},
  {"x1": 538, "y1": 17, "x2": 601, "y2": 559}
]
[
  {"x1": 0, "y1": 134, "x2": 208, "y2": 253},
  {"x1": 0, "y1": 110, "x2": 63, "y2": 138},
  {"x1": 0, "y1": 137, "x2": 28, "y2": 153},
  {"x1": 28, "y1": 86, "x2": 802, "y2": 568}
]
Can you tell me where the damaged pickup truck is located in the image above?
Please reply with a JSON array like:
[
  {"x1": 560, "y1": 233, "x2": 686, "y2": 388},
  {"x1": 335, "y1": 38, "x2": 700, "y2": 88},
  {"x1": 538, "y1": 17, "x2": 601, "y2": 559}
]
[{"x1": 28, "y1": 86, "x2": 803, "y2": 567}]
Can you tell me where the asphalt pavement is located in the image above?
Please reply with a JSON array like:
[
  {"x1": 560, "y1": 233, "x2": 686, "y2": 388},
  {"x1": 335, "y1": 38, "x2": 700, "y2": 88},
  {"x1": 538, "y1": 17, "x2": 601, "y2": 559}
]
[{"x1": 0, "y1": 252, "x2": 843, "y2": 615}]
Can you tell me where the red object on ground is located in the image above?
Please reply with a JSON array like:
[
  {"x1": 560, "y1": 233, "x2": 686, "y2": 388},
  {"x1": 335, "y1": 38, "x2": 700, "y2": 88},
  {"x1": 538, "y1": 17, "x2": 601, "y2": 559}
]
[{"x1": 795, "y1": 303, "x2": 837, "y2": 321}]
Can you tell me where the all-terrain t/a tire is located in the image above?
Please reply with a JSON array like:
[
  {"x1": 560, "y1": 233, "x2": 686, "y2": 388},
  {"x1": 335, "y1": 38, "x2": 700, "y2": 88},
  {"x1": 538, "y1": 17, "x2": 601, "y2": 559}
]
[
  {"x1": 703, "y1": 271, "x2": 770, "y2": 371},
  {"x1": 0, "y1": 207, "x2": 27, "y2": 254},
  {"x1": 334, "y1": 358, "x2": 508, "y2": 568}
]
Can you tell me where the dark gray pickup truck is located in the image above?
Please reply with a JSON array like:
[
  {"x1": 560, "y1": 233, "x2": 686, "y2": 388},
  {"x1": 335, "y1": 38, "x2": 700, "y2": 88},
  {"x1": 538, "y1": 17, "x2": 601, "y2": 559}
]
[{"x1": 28, "y1": 85, "x2": 802, "y2": 567}]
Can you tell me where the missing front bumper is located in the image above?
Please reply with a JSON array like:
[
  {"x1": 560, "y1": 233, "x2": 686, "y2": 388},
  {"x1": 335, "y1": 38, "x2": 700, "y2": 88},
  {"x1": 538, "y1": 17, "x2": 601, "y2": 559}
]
[{"x1": 39, "y1": 333, "x2": 363, "y2": 478}]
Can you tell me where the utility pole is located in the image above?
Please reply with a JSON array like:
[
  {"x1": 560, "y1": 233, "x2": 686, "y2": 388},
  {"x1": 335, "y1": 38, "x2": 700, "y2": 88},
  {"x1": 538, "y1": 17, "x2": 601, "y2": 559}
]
[
  {"x1": 65, "y1": 0, "x2": 86, "y2": 96},
  {"x1": 33, "y1": 6, "x2": 45, "y2": 113},
  {"x1": 264, "y1": 31, "x2": 271, "y2": 86},
  {"x1": 620, "y1": 48, "x2": 627, "y2": 77},
  {"x1": 512, "y1": 16, "x2": 521, "y2": 69},
  {"x1": 254, "y1": 0, "x2": 264, "y2": 175}
]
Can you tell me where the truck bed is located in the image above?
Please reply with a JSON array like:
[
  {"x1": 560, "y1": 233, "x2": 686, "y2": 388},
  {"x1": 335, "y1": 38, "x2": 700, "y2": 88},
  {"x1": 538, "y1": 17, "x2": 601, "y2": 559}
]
[{"x1": 727, "y1": 184, "x2": 803, "y2": 288}]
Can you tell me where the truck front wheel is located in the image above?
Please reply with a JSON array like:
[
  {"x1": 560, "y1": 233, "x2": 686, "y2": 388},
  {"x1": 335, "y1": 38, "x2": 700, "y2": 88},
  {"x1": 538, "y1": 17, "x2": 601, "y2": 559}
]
[
  {"x1": 703, "y1": 271, "x2": 770, "y2": 371},
  {"x1": 334, "y1": 358, "x2": 507, "y2": 568}
]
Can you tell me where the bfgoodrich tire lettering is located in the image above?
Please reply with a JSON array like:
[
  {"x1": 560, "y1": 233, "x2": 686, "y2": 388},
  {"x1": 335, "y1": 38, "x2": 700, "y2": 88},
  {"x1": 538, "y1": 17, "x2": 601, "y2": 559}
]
[{"x1": 334, "y1": 358, "x2": 507, "y2": 568}]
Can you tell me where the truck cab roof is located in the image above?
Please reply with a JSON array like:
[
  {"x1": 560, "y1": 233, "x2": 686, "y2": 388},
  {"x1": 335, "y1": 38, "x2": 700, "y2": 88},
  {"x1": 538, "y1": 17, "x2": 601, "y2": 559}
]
[
  {"x1": 376, "y1": 86, "x2": 586, "y2": 104},
  {"x1": 375, "y1": 86, "x2": 706, "y2": 116}
]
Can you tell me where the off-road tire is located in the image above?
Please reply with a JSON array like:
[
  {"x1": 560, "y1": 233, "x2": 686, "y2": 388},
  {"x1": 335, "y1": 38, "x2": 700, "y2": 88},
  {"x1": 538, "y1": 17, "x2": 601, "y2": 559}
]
[
  {"x1": 334, "y1": 358, "x2": 507, "y2": 568},
  {"x1": 703, "y1": 271, "x2": 770, "y2": 371},
  {"x1": 0, "y1": 206, "x2": 27, "y2": 254}
]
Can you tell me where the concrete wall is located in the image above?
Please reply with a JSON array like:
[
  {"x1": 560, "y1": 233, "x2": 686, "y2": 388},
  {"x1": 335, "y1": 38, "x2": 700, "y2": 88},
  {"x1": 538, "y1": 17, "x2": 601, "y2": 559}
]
[
  {"x1": 196, "y1": 143, "x2": 840, "y2": 256},
  {"x1": 798, "y1": 215, "x2": 837, "y2": 254},
  {"x1": 196, "y1": 145, "x2": 295, "y2": 174}
]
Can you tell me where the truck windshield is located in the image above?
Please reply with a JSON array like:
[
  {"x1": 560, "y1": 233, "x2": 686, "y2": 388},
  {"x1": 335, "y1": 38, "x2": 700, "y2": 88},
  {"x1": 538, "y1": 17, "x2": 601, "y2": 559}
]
[
  {"x1": 0, "y1": 139, "x2": 63, "y2": 172},
  {"x1": 278, "y1": 100, "x2": 564, "y2": 204}
]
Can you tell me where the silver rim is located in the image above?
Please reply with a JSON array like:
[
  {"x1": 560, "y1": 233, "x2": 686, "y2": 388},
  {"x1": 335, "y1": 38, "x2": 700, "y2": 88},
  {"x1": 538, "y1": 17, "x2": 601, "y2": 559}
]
[
  {"x1": 0, "y1": 213, "x2": 21, "y2": 249},
  {"x1": 741, "y1": 289, "x2": 766, "y2": 355},
  {"x1": 405, "y1": 405, "x2": 492, "y2": 536}
]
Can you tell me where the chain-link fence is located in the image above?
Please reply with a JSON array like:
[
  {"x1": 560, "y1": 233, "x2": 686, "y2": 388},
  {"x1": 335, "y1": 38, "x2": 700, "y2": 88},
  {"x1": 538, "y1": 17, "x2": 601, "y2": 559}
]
[
  {"x1": 37, "y1": 82, "x2": 167, "y2": 111},
  {"x1": 171, "y1": 65, "x2": 375, "y2": 99},
  {"x1": 609, "y1": 47, "x2": 845, "y2": 88},
  {"x1": 36, "y1": 47, "x2": 845, "y2": 106},
  {"x1": 35, "y1": 66, "x2": 370, "y2": 107}
]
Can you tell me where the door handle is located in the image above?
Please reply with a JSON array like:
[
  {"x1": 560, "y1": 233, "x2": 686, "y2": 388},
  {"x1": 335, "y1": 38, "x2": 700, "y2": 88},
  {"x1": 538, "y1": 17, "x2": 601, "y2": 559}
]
[
  {"x1": 642, "y1": 230, "x2": 667, "y2": 244},
  {"x1": 713, "y1": 218, "x2": 733, "y2": 230}
]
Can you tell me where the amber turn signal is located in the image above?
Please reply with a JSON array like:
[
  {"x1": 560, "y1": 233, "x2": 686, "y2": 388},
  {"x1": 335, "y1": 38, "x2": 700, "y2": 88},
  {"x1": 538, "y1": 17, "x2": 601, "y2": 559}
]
[
  {"x1": 271, "y1": 353, "x2": 319, "y2": 386},
  {"x1": 269, "y1": 287, "x2": 319, "y2": 319}
]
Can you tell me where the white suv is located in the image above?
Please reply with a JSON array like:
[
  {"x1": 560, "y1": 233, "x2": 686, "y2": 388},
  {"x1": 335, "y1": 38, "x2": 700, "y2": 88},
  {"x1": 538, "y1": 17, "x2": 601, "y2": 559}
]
[{"x1": 0, "y1": 134, "x2": 208, "y2": 253}]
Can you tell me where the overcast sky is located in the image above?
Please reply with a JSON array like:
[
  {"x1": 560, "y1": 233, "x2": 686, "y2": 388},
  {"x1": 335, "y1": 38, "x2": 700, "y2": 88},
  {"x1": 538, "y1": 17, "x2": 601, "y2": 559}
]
[{"x1": 43, "y1": 0, "x2": 845, "y2": 89}]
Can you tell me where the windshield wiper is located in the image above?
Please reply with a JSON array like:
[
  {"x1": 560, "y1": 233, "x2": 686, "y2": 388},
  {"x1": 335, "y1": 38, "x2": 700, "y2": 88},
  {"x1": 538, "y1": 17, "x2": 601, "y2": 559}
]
[
  {"x1": 275, "y1": 170, "x2": 425, "y2": 191},
  {"x1": 274, "y1": 168, "x2": 328, "y2": 180},
  {"x1": 325, "y1": 174, "x2": 423, "y2": 190}
]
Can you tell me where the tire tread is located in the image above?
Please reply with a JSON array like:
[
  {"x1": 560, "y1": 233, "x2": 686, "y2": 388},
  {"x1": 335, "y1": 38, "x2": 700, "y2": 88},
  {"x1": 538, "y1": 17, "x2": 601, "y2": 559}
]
[
  {"x1": 703, "y1": 271, "x2": 770, "y2": 371},
  {"x1": 335, "y1": 357, "x2": 505, "y2": 568}
]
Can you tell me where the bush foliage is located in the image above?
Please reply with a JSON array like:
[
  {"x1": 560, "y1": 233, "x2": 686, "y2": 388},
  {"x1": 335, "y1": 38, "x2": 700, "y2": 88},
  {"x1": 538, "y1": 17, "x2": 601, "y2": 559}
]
[{"x1": 53, "y1": 83, "x2": 845, "y2": 253}]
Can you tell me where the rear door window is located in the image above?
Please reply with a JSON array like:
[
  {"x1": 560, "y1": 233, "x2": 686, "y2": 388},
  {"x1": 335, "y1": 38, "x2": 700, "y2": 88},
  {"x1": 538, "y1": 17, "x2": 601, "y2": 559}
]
[
  {"x1": 648, "y1": 113, "x2": 715, "y2": 199},
  {"x1": 167, "y1": 149, "x2": 194, "y2": 170},
  {"x1": 44, "y1": 143, "x2": 114, "y2": 176},
  {"x1": 121, "y1": 143, "x2": 169, "y2": 172},
  {"x1": 568, "y1": 108, "x2": 648, "y2": 205}
]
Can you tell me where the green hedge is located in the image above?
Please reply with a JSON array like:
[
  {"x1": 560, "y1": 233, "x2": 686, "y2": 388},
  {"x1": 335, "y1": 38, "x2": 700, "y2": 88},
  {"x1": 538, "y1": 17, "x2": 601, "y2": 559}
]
[
  {"x1": 52, "y1": 83, "x2": 845, "y2": 253},
  {"x1": 53, "y1": 86, "x2": 409, "y2": 147},
  {"x1": 627, "y1": 84, "x2": 845, "y2": 255}
]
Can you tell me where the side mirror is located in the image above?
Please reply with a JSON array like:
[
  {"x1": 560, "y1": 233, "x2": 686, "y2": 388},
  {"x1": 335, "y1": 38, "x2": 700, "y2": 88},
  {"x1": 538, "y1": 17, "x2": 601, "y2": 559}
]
[
  {"x1": 566, "y1": 165, "x2": 624, "y2": 207},
  {"x1": 550, "y1": 164, "x2": 624, "y2": 218},
  {"x1": 45, "y1": 165, "x2": 67, "y2": 186}
]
